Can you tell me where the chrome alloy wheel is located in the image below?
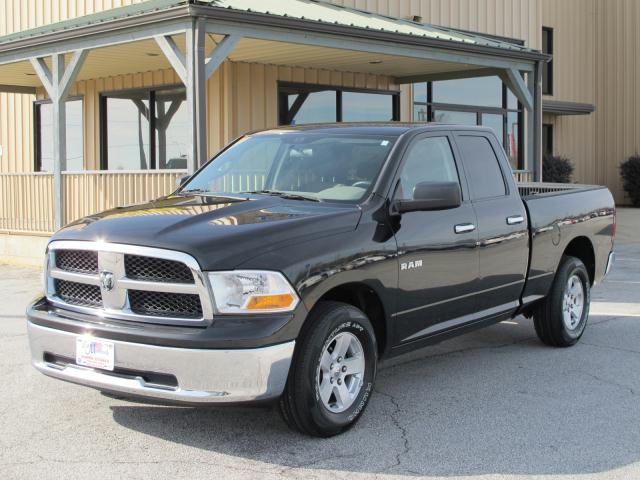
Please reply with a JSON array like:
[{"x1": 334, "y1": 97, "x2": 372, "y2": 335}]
[
  {"x1": 562, "y1": 274, "x2": 585, "y2": 331},
  {"x1": 316, "y1": 332, "x2": 365, "y2": 413}
]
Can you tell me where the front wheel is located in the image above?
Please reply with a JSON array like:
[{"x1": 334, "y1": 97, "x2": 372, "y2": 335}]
[
  {"x1": 279, "y1": 301, "x2": 377, "y2": 437},
  {"x1": 533, "y1": 255, "x2": 591, "y2": 347}
]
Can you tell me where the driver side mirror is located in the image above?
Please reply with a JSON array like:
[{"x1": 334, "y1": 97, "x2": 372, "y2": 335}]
[
  {"x1": 176, "y1": 174, "x2": 191, "y2": 189},
  {"x1": 393, "y1": 181, "x2": 461, "y2": 214}
]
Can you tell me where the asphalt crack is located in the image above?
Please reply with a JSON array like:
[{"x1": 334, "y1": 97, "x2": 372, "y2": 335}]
[{"x1": 374, "y1": 388, "x2": 410, "y2": 473}]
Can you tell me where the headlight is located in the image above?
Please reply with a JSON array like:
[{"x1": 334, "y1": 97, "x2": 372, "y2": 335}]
[{"x1": 207, "y1": 270, "x2": 299, "y2": 314}]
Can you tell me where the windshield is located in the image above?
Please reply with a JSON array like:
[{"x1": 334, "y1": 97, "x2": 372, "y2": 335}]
[{"x1": 181, "y1": 132, "x2": 397, "y2": 203}]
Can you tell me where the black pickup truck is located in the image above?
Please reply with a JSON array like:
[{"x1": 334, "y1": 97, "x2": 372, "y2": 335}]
[{"x1": 27, "y1": 124, "x2": 615, "y2": 437}]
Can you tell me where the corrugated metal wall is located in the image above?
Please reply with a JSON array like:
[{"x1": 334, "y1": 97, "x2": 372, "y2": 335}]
[
  {"x1": 541, "y1": 0, "x2": 598, "y2": 190},
  {"x1": 594, "y1": 0, "x2": 640, "y2": 204},
  {"x1": 330, "y1": 0, "x2": 542, "y2": 49}
]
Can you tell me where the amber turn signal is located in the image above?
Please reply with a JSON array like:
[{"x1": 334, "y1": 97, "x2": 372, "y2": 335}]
[{"x1": 245, "y1": 293, "x2": 296, "y2": 311}]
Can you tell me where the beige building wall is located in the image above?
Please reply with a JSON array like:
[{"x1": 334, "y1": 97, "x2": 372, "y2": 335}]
[
  {"x1": 594, "y1": 0, "x2": 640, "y2": 204},
  {"x1": 541, "y1": 0, "x2": 599, "y2": 190}
]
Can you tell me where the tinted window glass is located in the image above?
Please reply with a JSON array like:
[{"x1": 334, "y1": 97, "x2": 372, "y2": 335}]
[
  {"x1": 457, "y1": 136, "x2": 506, "y2": 200},
  {"x1": 432, "y1": 76, "x2": 502, "y2": 107},
  {"x1": 105, "y1": 92, "x2": 151, "y2": 170},
  {"x1": 155, "y1": 88, "x2": 188, "y2": 169},
  {"x1": 432, "y1": 110, "x2": 477, "y2": 125},
  {"x1": 397, "y1": 137, "x2": 459, "y2": 200},
  {"x1": 37, "y1": 99, "x2": 83, "y2": 171},
  {"x1": 287, "y1": 90, "x2": 337, "y2": 125},
  {"x1": 342, "y1": 92, "x2": 394, "y2": 121}
]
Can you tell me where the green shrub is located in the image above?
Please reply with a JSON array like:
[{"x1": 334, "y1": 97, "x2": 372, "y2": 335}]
[
  {"x1": 620, "y1": 155, "x2": 640, "y2": 206},
  {"x1": 543, "y1": 155, "x2": 574, "y2": 183}
]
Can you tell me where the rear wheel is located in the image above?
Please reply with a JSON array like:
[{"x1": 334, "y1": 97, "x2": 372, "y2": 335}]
[
  {"x1": 279, "y1": 301, "x2": 377, "y2": 437},
  {"x1": 533, "y1": 255, "x2": 591, "y2": 347}
]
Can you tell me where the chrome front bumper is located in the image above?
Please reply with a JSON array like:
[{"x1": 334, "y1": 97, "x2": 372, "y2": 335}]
[{"x1": 28, "y1": 322, "x2": 295, "y2": 404}]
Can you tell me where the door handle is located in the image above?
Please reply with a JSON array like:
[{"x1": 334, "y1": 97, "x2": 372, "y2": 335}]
[
  {"x1": 506, "y1": 215, "x2": 525, "y2": 225},
  {"x1": 454, "y1": 223, "x2": 476, "y2": 234}
]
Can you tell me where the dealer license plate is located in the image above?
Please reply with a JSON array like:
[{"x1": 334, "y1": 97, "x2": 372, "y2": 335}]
[{"x1": 75, "y1": 337, "x2": 115, "y2": 371}]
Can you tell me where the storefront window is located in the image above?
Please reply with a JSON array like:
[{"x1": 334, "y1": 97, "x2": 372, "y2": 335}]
[
  {"x1": 279, "y1": 83, "x2": 399, "y2": 125},
  {"x1": 286, "y1": 90, "x2": 337, "y2": 125},
  {"x1": 342, "y1": 92, "x2": 394, "y2": 122},
  {"x1": 35, "y1": 98, "x2": 84, "y2": 172},
  {"x1": 101, "y1": 86, "x2": 187, "y2": 170},
  {"x1": 413, "y1": 76, "x2": 523, "y2": 169},
  {"x1": 433, "y1": 76, "x2": 502, "y2": 108},
  {"x1": 433, "y1": 110, "x2": 477, "y2": 125}
]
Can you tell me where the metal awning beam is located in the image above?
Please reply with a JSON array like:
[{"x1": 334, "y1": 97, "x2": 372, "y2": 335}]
[
  {"x1": 500, "y1": 67, "x2": 533, "y2": 111},
  {"x1": 203, "y1": 21, "x2": 536, "y2": 73},
  {"x1": 154, "y1": 34, "x2": 187, "y2": 84},
  {"x1": 0, "y1": 19, "x2": 190, "y2": 66},
  {"x1": 205, "y1": 33, "x2": 241, "y2": 79},
  {"x1": 0, "y1": 84, "x2": 36, "y2": 94},
  {"x1": 395, "y1": 68, "x2": 504, "y2": 84},
  {"x1": 154, "y1": 32, "x2": 241, "y2": 84}
]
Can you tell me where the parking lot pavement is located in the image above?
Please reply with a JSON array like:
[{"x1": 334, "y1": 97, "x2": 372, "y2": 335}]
[{"x1": 2, "y1": 209, "x2": 639, "y2": 480}]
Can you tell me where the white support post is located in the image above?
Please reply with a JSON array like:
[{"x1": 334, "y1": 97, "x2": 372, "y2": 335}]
[
  {"x1": 156, "y1": 25, "x2": 240, "y2": 173},
  {"x1": 29, "y1": 50, "x2": 87, "y2": 229}
]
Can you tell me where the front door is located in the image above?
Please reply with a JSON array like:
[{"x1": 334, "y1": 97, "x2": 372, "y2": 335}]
[{"x1": 392, "y1": 134, "x2": 479, "y2": 345}]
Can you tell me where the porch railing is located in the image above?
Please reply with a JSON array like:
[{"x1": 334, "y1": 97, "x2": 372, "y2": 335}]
[
  {"x1": 0, "y1": 172, "x2": 55, "y2": 233},
  {"x1": 1, "y1": 169, "x2": 536, "y2": 235},
  {"x1": 1, "y1": 170, "x2": 186, "y2": 234}
]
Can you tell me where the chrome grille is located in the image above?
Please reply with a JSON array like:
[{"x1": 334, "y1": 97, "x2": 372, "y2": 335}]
[
  {"x1": 129, "y1": 290, "x2": 202, "y2": 319},
  {"x1": 54, "y1": 279, "x2": 102, "y2": 307},
  {"x1": 125, "y1": 255, "x2": 194, "y2": 284},
  {"x1": 45, "y1": 241, "x2": 212, "y2": 326},
  {"x1": 56, "y1": 250, "x2": 98, "y2": 274}
]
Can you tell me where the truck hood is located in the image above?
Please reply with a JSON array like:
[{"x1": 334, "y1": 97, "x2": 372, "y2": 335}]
[{"x1": 51, "y1": 194, "x2": 362, "y2": 270}]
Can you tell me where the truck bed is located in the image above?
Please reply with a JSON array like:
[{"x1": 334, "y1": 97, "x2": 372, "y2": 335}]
[
  {"x1": 517, "y1": 182, "x2": 615, "y2": 306},
  {"x1": 517, "y1": 182, "x2": 604, "y2": 198}
]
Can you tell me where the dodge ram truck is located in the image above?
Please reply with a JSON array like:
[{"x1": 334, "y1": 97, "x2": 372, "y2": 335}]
[{"x1": 27, "y1": 124, "x2": 616, "y2": 437}]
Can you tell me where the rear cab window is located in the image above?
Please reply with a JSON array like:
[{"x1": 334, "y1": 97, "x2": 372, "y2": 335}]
[{"x1": 455, "y1": 135, "x2": 507, "y2": 200}]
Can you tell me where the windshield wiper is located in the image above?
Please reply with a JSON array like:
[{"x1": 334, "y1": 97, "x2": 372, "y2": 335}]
[
  {"x1": 176, "y1": 189, "x2": 249, "y2": 202},
  {"x1": 244, "y1": 190, "x2": 322, "y2": 202}
]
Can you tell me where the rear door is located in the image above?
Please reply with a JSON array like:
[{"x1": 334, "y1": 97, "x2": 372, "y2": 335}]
[
  {"x1": 392, "y1": 133, "x2": 480, "y2": 344},
  {"x1": 454, "y1": 132, "x2": 529, "y2": 317}
]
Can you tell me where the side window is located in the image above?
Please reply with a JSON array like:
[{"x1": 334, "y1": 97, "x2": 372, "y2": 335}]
[
  {"x1": 396, "y1": 136, "x2": 459, "y2": 200},
  {"x1": 456, "y1": 135, "x2": 506, "y2": 200}
]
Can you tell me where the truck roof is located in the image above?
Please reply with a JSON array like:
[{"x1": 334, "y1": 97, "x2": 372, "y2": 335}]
[{"x1": 251, "y1": 122, "x2": 496, "y2": 137}]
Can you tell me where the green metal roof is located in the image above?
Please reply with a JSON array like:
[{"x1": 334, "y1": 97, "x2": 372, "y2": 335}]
[
  {"x1": 203, "y1": 0, "x2": 535, "y2": 52},
  {"x1": 0, "y1": 0, "x2": 539, "y2": 55},
  {"x1": 0, "y1": 0, "x2": 187, "y2": 45}
]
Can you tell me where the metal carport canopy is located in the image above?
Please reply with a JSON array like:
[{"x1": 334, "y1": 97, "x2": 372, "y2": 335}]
[{"x1": 0, "y1": 0, "x2": 548, "y2": 228}]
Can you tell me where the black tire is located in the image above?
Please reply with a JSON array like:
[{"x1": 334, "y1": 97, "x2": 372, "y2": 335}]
[
  {"x1": 279, "y1": 301, "x2": 377, "y2": 437},
  {"x1": 533, "y1": 255, "x2": 591, "y2": 347}
]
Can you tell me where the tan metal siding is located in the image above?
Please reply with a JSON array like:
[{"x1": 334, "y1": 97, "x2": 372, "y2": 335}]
[
  {"x1": 541, "y1": 0, "x2": 598, "y2": 189},
  {"x1": 594, "y1": 0, "x2": 640, "y2": 204},
  {"x1": 330, "y1": 0, "x2": 542, "y2": 49},
  {"x1": 0, "y1": 0, "x2": 148, "y2": 36},
  {"x1": 0, "y1": 92, "x2": 34, "y2": 172}
]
